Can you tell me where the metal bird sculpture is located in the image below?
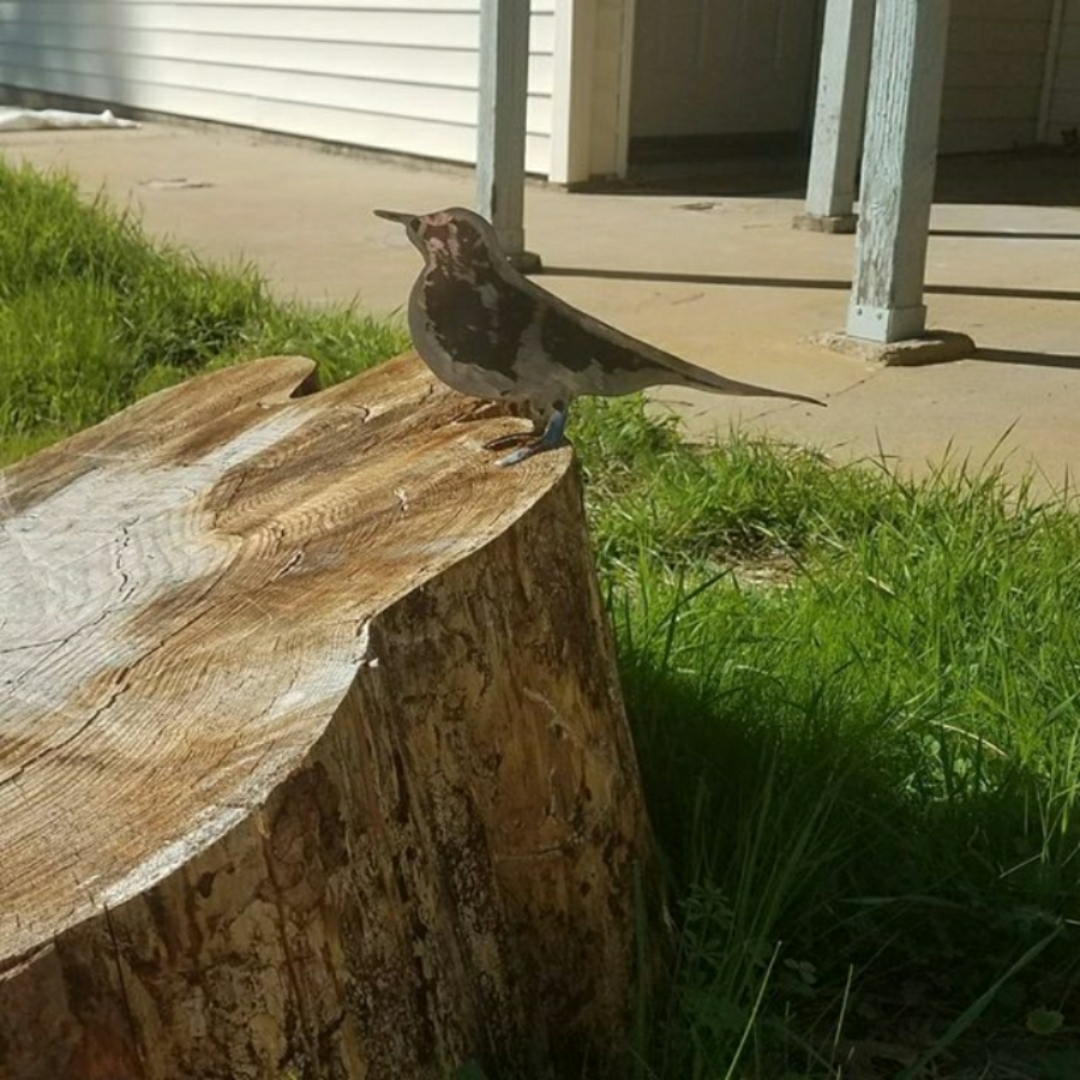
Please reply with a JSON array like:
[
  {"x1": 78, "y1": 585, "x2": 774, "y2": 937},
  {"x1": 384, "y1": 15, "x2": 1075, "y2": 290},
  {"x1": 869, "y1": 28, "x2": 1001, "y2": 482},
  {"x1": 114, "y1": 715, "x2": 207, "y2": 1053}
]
[{"x1": 375, "y1": 206, "x2": 824, "y2": 466}]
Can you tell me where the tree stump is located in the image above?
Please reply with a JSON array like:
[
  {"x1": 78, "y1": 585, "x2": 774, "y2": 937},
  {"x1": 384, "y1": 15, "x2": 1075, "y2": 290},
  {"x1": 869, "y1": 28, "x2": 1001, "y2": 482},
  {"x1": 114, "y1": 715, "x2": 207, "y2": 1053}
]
[{"x1": 0, "y1": 354, "x2": 656, "y2": 1080}]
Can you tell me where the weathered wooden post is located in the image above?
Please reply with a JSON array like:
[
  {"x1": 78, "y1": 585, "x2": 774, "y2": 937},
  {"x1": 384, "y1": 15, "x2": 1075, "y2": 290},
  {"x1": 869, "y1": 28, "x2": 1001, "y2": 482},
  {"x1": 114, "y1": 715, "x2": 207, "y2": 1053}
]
[
  {"x1": 846, "y1": 0, "x2": 952, "y2": 343},
  {"x1": 797, "y1": 0, "x2": 876, "y2": 233},
  {"x1": 0, "y1": 354, "x2": 656, "y2": 1079},
  {"x1": 476, "y1": 0, "x2": 541, "y2": 270}
]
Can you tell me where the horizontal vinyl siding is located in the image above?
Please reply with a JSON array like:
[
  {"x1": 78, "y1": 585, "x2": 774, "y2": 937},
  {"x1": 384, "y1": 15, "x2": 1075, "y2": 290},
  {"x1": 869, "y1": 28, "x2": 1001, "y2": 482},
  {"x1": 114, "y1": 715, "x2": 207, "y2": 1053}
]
[
  {"x1": 941, "y1": 0, "x2": 1053, "y2": 152},
  {"x1": 1047, "y1": 0, "x2": 1080, "y2": 140},
  {"x1": 0, "y1": 1, "x2": 556, "y2": 174}
]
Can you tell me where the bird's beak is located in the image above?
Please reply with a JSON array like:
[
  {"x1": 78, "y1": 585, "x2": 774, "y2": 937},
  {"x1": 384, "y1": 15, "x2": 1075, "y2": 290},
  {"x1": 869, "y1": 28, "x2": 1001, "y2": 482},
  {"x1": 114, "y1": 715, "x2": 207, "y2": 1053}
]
[{"x1": 373, "y1": 209, "x2": 415, "y2": 225}]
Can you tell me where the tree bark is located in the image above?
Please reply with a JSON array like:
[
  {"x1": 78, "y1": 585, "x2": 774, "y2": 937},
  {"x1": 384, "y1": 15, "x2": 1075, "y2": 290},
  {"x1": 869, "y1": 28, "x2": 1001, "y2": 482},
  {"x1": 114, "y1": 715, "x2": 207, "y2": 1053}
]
[{"x1": 0, "y1": 354, "x2": 656, "y2": 1080}]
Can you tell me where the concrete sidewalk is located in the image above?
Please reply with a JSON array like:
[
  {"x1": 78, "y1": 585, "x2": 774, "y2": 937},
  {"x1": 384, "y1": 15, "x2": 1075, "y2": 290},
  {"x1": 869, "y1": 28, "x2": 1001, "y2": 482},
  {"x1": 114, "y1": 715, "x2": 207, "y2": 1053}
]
[{"x1": 4, "y1": 122, "x2": 1079, "y2": 492}]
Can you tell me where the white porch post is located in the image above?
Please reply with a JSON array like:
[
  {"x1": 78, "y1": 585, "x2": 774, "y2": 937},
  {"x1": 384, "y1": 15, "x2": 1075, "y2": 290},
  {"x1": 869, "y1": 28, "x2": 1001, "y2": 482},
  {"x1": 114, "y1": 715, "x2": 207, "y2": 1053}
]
[
  {"x1": 549, "y1": 0, "x2": 637, "y2": 186},
  {"x1": 847, "y1": 0, "x2": 952, "y2": 343},
  {"x1": 797, "y1": 0, "x2": 875, "y2": 232},
  {"x1": 549, "y1": 0, "x2": 595, "y2": 186},
  {"x1": 477, "y1": 0, "x2": 541, "y2": 269}
]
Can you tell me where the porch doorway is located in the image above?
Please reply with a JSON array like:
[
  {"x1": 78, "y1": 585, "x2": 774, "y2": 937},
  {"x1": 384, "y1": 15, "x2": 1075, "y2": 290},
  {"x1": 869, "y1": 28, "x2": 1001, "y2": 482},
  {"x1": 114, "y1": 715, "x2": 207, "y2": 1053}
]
[{"x1": 628, "y1": 0, "x2": 826, "y2": 168}]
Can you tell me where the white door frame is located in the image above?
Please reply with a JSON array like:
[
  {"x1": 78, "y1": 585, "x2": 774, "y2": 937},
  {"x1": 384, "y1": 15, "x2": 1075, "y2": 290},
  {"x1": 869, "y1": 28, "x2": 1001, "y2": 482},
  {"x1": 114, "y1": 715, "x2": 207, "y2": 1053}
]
[{"x1": 550, "y1": 0, "x2": 637, "y2": 185}]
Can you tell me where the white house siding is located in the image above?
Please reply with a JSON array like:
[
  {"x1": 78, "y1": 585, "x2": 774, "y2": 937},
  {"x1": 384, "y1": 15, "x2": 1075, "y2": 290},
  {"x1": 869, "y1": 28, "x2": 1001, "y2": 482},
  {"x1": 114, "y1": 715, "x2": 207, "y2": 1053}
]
[
  {"x1": 0, "y1": 0, "x2": 556, "y2": 175},
  {"x1": 1047, "y1": 0, "x2": 1080, "y2": 140},
  {"x1": 940, "y1": 0, "x2": 1055, "y2": 152}
]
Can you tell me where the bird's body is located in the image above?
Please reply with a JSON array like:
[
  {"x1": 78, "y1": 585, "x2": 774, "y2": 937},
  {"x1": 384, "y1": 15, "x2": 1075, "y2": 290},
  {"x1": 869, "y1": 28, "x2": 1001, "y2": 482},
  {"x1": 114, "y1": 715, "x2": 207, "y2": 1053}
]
[{"x1": 376, "y1": 206, "x2": 823, "y2": 464}]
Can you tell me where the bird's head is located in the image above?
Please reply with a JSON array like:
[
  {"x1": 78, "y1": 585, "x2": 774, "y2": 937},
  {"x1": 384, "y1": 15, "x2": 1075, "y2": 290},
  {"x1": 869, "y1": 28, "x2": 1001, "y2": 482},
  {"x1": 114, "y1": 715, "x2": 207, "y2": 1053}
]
[{"x1": 374, "y1": 207, "x2": 501, "y2": 269}]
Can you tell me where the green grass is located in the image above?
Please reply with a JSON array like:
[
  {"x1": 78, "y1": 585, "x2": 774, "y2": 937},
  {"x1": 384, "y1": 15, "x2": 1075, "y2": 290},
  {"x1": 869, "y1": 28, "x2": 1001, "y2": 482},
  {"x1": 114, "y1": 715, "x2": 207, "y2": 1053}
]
[
  {"x1": 0, "y1": 161, "x2": 406, "y2": 465},
  {"x1": 4, "y1": 160, "x2": 1079, "y2": 1078},
  {"x1": 574, "y1": 400, "x2": 1080, "y2": 1077}
]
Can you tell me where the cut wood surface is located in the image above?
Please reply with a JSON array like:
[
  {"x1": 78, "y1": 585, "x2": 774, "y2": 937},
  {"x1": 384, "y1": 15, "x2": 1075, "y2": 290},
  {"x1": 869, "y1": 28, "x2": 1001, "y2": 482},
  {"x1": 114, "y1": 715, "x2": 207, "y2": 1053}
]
[{"x1": 0, "y1": 353, "x2": 655, "y2": 1079}]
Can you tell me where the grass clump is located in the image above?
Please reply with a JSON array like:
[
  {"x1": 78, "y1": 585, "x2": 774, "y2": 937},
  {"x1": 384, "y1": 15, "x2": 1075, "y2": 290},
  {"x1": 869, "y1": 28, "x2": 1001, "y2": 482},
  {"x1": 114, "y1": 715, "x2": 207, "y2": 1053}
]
[
  {"x1": 576, "y1": 396, "x2": 1080, "y2": 1077},
  {"x1": 4, "y1": 161, "x2": 1079, "y2": 1078},
  {"x1": 0, "y1": 160, "x2": 406, "y2": 464}
]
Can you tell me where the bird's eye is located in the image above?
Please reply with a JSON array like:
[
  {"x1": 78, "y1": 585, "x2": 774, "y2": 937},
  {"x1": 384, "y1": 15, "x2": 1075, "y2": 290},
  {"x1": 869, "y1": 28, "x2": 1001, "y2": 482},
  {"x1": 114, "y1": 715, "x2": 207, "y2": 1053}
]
[{"x1": 408, "y1": 217, "x2": 422, "y2": 234}]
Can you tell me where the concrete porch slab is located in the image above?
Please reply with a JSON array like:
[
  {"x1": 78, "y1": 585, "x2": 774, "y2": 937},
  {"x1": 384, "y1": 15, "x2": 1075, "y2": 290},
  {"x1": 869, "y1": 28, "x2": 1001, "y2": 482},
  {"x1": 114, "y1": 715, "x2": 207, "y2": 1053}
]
[{"x1": 2, "y1": 121, "x2": 1078, "y2": 495}]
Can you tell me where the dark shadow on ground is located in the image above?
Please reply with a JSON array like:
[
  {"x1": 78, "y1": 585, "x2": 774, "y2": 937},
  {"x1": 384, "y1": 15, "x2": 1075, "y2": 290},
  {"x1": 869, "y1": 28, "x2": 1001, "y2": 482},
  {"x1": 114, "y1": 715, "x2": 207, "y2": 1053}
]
[
  {"x1": 934, "y1": 150, "x2": 1080, "y2": 207},
  {"x1": 619, "y1": 641, "x2": 1078, "y2": 1080},
  {"x1": 971, "y1": 348, "x2": 1080, "y2": 372},
  {"x1": 929, "y1": 229, "x2": 1080, "y2": 241},
  {"x1": 539, "y1": 265, "x2": 1080, "y2": 304},
  {"x1": 581, "y1": 149, "x2": 1079, "y2": 208}
]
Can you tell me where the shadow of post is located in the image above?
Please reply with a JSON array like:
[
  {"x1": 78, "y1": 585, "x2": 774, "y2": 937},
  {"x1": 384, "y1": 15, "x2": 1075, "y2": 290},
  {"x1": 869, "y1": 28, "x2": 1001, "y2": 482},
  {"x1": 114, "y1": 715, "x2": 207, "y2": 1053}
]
[
  {"x1": 538, "y1": 265, "x2": 1080, "y2": 306},
  {"x1": 971, "y1": 348, "x2": 1080, "y2": 372}
]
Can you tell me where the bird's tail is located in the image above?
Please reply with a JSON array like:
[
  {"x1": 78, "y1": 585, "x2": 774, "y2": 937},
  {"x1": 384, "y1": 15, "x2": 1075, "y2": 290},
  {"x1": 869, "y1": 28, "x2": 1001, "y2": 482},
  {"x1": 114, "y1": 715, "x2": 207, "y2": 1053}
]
[
  {"x1": 680, "y1": 366, "x2": 825, "y2": 407},
  {"x1": 656, "y1": 351, "x2": 826, "y2": 407},
  {"x1": 526, "y1": 276, "x2": 827, "y2": 407}
]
